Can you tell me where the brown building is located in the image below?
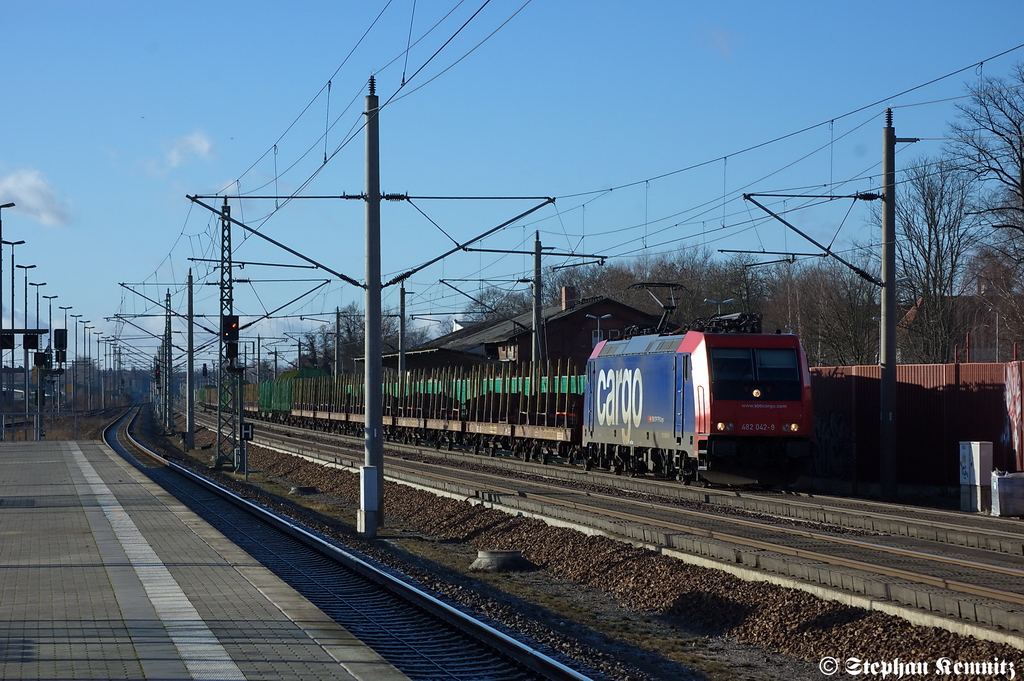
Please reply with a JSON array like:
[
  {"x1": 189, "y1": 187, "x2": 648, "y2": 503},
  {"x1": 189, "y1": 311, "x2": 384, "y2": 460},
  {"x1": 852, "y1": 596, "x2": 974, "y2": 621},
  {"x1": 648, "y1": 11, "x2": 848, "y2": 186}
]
[{"x1": 382, "y1": 289, "x2": 660, "y2": 371}]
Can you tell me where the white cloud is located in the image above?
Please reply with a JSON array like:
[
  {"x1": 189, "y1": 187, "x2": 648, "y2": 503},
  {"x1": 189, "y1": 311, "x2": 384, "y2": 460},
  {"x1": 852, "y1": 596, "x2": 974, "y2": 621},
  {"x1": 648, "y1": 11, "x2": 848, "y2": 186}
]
[
  {"x1": 167, "y1": 130, "x2": 214, "y2": 168},
  {"x1": 703, "y1": 26, "x2": 739, "y2": 59},
  {"x1": 0, "y1": 169, "x2": 70, "y2": 227}
]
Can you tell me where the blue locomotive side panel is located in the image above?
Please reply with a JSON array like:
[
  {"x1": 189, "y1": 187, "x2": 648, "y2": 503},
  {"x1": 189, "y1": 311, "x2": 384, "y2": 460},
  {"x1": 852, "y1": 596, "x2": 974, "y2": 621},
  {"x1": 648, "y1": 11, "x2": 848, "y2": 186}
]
[
  {"x1": 677, "y1": 353, "x2": 695, "y2": 440},
  {"x1": 585, "y1": 351, "x2": 691, "y2": 450}
]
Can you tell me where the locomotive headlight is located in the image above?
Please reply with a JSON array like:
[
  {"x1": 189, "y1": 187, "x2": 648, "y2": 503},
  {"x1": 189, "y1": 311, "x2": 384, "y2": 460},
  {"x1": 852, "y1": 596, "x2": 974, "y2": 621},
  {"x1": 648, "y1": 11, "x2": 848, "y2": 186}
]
[
  {"x1": 783, "y1": 423, "x2": 799, "y2": 432},
  {"x1": 752, "y1": 389, "x2": 762, "y2": 398},
  {"x1": 716, "y1": 422, "x2": 734, "y2": 431}
]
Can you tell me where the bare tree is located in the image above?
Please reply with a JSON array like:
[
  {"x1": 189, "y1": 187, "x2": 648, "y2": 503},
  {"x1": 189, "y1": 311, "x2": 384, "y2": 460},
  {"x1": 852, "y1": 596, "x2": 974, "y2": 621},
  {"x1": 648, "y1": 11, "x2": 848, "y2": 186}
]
[
  {"x1": 792, "y1": 258, "x2": 879, "y2": 366},
  {"x1": 461, "y1": 285, "x2": 532, "y2": 323},
  {"x1": 297, "y1": 301, "x2": 435, "y2": 374},
  {"x1": 948, "y1": 62, "x2": 1024, "y2": 233},
  {"x1": 894, "y1": 155, "x2": 984, "y2": 363}
]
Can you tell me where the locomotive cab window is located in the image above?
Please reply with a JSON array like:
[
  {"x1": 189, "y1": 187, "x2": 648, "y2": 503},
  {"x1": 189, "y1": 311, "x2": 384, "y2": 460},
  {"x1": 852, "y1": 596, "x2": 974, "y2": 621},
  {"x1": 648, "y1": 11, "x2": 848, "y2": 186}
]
[
  {"x1": 710, "y1": 348, "x2": 755, "y2": 381},
  {"x1": 709, "y1": 347, "x2": 801, "y2": 400},
  {"x1": 755, "y1": 348, "x2": 800, "y2": 382}
]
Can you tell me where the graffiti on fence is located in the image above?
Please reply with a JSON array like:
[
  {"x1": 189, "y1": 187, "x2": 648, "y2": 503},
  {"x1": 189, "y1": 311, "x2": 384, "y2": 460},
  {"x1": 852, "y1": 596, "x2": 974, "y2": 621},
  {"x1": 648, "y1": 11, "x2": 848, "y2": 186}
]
[
  {"x1": 1004, "y1": 362, "x2": 1023, "y2": 471},
  {"x1": 813, "y1": 411, "x2": 853, "y2": 478}
]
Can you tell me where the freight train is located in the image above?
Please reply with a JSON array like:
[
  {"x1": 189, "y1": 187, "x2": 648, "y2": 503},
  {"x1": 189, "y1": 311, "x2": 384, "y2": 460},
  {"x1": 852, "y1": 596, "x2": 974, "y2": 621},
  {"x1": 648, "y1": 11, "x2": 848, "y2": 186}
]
[{"x1": 200, "y1": 313, "x2": 814, "y2": 486}]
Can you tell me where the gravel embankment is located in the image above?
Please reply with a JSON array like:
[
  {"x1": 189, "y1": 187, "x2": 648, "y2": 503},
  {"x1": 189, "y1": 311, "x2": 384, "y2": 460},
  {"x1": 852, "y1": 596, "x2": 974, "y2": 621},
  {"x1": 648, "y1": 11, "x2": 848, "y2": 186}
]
[{"x1": 159, "y1": 420, "x2": 1023, "y2": 680}]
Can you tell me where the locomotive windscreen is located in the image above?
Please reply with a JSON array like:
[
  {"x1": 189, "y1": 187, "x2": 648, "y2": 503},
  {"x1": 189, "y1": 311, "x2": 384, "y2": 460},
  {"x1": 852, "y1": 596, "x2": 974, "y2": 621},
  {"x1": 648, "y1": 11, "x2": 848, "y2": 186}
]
[{"x1": 709, "y1": 347, "x2": 801, "y2": 400}]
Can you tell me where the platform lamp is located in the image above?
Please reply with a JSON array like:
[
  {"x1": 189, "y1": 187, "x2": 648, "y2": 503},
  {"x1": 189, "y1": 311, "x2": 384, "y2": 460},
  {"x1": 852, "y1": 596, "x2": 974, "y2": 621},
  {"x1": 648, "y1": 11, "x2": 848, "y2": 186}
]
[
  {"x1": 0, "y1": 206, "x2": 12, "y2": 321},
  {"x1": 0, "y1": 204, "x2": 13, "y2": 332},
  {"x1": 83, "y1": 325, "x2": 93, "y2": 411},
  {"x1": 586, "y1": 313, "x2": 611, "y2": 348},
  {"x1": 29, "y1": 282, "x2": 45, "y2": 332},
  {"x1": 16, "y1": 264, "x2": 35, "y2": 431},
  {"x1": 28, "y1": 283, "x2": 46, "y2": 438},
  {"x1": 58, "y1": 306, "x2": 71, "y2": 355},
  {"x1": 42, "y1": 294, "x2": 57, "y2": 421},
  {"x1": 94, "y1": 331, "x2": 103, "y2": 410},
  {"x1": 59, "y1": 306, "x2": 72, "y2": 413},
  {"x1": 42, "y1": 295, "x2": 57, "y2": 346},
  {"x1": 0, "y1": 204, "x2": 15, "y2": 416},
  {"x1": 70, "y1": 315, "x2": 83, "y2": 410},
  {"x1": 2, "y1": 239, "x2": 24, "y2": 415}
]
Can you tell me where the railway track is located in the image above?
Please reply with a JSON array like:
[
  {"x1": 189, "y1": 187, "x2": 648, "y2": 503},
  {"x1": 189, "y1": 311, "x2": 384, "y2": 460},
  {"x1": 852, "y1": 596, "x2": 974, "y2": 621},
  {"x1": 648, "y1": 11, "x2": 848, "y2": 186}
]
[
  {"x1": 211, "y1": 411, "x2": 1024, "y2": 647},
  {"x1": 111, "y1": 408, "x2": 599, "y2": 681}
]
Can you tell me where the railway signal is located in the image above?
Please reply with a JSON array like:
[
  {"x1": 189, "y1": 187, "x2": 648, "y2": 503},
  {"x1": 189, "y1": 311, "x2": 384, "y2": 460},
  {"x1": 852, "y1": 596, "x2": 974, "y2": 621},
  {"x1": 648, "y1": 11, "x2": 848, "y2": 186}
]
[{"x1": 222, "y1": 315, "x2": 239, "y2": 341}]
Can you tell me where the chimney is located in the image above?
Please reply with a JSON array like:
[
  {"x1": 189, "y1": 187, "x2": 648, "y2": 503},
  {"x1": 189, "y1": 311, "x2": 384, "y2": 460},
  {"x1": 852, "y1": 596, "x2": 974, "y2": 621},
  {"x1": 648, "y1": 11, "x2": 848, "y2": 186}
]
[{"x1": 561, "y1": 286, "x2": 578, "y2": 311}]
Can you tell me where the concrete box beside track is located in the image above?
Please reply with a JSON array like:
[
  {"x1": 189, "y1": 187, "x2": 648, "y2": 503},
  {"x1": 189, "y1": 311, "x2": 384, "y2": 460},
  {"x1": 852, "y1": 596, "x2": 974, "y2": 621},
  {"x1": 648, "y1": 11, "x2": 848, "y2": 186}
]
[{"x1": 992, "y1": 472, "x2": 1024, "y2": 516}]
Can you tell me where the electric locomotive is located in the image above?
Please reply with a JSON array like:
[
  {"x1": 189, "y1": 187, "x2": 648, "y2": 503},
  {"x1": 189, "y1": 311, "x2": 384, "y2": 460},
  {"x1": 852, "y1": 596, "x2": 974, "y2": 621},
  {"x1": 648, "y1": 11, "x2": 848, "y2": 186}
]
[{"x1": 583, "y1": 313, "x2": 813, "y2": 486}]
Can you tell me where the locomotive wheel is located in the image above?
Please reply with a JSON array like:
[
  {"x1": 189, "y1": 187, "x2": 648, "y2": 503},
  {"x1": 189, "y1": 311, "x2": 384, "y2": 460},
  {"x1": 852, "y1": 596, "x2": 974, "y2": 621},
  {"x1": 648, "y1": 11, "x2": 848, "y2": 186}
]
[{"x1": 680, "y1": 458, "x2": 697, "y2": 485}]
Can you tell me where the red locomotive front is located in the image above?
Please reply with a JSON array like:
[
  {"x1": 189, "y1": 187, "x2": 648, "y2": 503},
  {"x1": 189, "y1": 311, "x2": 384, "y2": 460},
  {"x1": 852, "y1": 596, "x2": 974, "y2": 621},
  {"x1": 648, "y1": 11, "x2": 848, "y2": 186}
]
[{"x1": 681, "y1": 327, "x2": 814, "y2": 486}]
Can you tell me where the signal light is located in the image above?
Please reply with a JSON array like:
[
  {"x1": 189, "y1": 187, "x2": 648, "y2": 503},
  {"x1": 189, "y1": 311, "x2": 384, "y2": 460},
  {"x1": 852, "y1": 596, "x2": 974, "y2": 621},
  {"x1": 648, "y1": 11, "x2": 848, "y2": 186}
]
[{"x1": 222, "y1": 315, "x2": 239, "y2": 342}]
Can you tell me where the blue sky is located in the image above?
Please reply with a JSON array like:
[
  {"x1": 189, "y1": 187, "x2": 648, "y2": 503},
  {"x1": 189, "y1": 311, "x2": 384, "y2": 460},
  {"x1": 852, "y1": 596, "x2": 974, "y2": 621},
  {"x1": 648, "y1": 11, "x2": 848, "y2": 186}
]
[{"x1": 3, "y1": 1, "x2": 1024, "y2": 369}]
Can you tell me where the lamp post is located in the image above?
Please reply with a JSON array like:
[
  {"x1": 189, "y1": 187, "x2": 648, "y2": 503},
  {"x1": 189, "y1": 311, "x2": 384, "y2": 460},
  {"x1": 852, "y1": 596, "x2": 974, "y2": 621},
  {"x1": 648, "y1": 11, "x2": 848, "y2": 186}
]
[
  {"x1": 43, "y1": 295, "x2": 57, "y2": 343},
  {"x1": 95, "y1": 332, "x2": 103, "y2": 410},
  {"x1": 58, "y1": 306, "x2": 71, "y2": 412},
  {"x1": 704, "y1": 297, "x2": 735, "y2": 316},
  {"x1": 0, "y1": 204, "x2": 15, "y2": 416},
  {"x1": 4, "y1": 241, "x2": 24, "y2": 413},
  {"x1": 987, "y1": 307, "x2": 1001, "y2": 363},
  {"x1": 586, "y1": 313, "x2": 612, "y2": 348},
  {"x1": 83, "y1": 326, "x2": 93, "y2": 410},
  {"x1": 29, "y1": 283, "x2": 46, "y2": 438},
  {"x1": 6, "y1": 243, "x2": 23, "y2": 332},
  {"x1": 16, "y1": 265, "x2": 35, "y2": 433},
  {"x1": 0, "y1": 204, "x2": 13, "y2": 321},
  {"x1": 41, "y1": 294, "x2": 57, "y2": 426},
  {"x1": 72, "y1": 316, "x2": 84, "y2": 410},
  {"x1": 29, "y1": 282, "x2": 45, "y2": 332}
]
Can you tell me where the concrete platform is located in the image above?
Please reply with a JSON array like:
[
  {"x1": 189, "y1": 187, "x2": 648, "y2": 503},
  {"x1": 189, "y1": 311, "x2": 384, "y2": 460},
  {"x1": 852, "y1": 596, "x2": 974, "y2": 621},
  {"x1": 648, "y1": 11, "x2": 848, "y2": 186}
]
[{"x1": 0, "y1": 440, "x2": 409, "y2": 680}]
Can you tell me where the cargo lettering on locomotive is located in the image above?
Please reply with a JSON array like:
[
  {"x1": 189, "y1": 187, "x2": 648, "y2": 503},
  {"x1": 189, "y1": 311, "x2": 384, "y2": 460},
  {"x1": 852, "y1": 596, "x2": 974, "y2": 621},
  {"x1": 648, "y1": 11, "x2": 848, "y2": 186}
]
[{"x1": 595, "y1": 367, "x2": 644, "y2": 431}]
